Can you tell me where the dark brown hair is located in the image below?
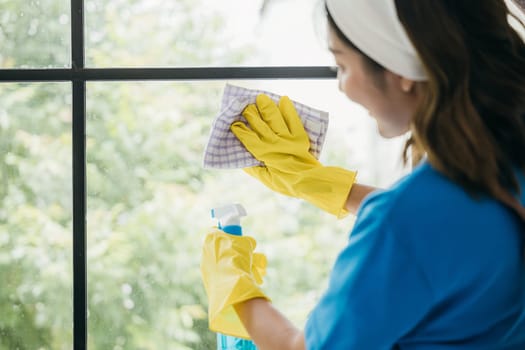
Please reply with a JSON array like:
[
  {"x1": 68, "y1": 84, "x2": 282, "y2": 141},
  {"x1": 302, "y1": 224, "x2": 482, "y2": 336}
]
[{"x1": 394, "y1": 0, "x2": 525, "y2": 221}]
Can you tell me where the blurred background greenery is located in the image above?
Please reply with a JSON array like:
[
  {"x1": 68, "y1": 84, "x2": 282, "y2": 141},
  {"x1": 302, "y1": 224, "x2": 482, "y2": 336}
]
[{"x1": 0, "y1": 0, "x2": 408, "y2": 349}]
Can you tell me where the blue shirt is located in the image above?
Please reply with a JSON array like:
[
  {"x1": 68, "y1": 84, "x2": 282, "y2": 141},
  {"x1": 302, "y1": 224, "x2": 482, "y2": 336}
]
[{"x1": 305, "y1": 162, "x2": 525, "y2": 349}]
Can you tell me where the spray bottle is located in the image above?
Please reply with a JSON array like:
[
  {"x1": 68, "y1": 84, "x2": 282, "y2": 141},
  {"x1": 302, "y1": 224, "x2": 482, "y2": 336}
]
[{"x1": 211, "y1": 203, "x2": 258, "y2": 350}]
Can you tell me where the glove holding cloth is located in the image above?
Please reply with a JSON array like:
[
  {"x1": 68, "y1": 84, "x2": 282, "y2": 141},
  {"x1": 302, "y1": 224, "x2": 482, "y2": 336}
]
[
  {"x1": 200, "y1": 229, "x2": 270, "y2": 339},
  {"x1": 231, "y1": 94, "x2": 357, "y2": 218},
  {"x1": 202, "y1": 84, "x2": 329, "y2": 169}
]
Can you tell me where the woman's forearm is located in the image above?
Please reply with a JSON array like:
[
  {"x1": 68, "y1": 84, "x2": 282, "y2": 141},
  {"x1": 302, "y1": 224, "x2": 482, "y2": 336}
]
[
  {"x1": 234, "y1": 298, "x2": 305, "y2": 350},
  {"x1": 344, "y1": 183, "x2": 378, "y2": 214}
]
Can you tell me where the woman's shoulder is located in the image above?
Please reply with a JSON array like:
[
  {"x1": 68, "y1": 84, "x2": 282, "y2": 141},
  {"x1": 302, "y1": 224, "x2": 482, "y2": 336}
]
[
  {"x1": 357, "y1": 161, "x2": 454, "y2": 216},
  {"x1": 352, "y1": 162, "x2": 524, "y2": 287},
  {"x1": 356, "y1": 161, "x2": 523, "y2": 233}
]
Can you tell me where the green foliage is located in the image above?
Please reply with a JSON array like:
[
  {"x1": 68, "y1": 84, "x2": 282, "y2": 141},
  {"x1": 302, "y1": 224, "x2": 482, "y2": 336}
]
[
  {"x1": 0, "y1": 83, "x2": 73, "y2": 349},
  {"x1": 85, "y1": 0, "x2": 253, "y2": 67},
  {"x1": 0, "y1": 0, "x2": 70, "y2": 68}
]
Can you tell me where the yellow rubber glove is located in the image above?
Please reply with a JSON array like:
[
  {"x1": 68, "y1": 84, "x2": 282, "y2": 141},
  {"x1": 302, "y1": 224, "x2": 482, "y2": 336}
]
[
  {"x1": 231, "y1": 94, "x2": 357, "y2": 218},
  {"x1": 200, "y1": 229, "x2": 270, "y2": 339}
]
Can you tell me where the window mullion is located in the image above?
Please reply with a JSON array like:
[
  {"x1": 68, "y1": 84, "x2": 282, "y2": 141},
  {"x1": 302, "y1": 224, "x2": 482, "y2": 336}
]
[{"x1": 71, "y1": 0, "x2": 87, "y2": 349}]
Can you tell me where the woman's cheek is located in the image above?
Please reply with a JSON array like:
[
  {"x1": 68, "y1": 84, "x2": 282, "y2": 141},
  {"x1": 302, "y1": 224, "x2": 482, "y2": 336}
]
[
  {"x1": 340, "y1": 75, "x2": 358, "y2": 103},
  {"x1": 336, "y1": 71, "x2": 344, "y2": 92},
  {"x1": 338, "y1": 71, "x2": 351, "y2": 95}
]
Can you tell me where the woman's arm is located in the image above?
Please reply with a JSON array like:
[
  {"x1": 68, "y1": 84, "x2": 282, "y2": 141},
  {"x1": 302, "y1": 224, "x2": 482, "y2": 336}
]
[
  {"x1": 229, "y1": 184, "x2": 377, "y2": 350},
  {"x1": 344, "y1": 183, "x2": 378, "y2": 214},
  {"x1": 234, "y1": 298, "x2": 306, "y2": 350}
]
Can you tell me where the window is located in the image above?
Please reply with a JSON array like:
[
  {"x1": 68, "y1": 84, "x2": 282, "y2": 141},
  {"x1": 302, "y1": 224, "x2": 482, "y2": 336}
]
[
  {"x1": 0, "y1": 82, "x2": 73, "y2": 349},
  {"x1": 0, "y1": 1, "x2": 407, "y2": 349},
  {"x1": 84, "y1": 0, "x2": 333, "y2": 67}
]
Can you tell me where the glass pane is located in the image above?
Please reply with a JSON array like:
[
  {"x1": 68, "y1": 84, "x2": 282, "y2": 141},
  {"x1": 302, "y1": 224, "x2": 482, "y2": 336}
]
[
  {"x1": 0, "y1": 1, "x2": 70, "y2": 68},
  {"x1": 86, "y1": 0, "x2": 332, "y2": 67},
  {"x1": 0, "y1": 83, "x2": 73, "y2": 349},
  {"x1": 86, "y1": 80, "x2": 407, "y2": 348}
]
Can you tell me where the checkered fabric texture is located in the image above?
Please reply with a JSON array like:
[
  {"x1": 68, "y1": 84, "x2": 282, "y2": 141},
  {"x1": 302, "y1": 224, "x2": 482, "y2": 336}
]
[{"x1": 203, "y1": 84, "x2": 329, "y2": 169}]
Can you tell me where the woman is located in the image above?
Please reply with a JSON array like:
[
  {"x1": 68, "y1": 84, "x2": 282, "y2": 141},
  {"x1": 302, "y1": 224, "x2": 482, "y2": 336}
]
[{"x1": 200, "y1": 0, "x2": 525, "y2": 348}]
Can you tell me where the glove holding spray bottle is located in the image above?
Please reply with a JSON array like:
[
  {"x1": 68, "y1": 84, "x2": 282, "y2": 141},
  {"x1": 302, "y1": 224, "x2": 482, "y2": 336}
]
[{"x1": 201, "y1": 203, "x2": 269, "y2": 350}]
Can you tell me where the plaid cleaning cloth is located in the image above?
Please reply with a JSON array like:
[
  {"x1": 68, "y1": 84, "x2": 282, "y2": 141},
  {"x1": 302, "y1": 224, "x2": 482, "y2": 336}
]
[{"x1": 203, "y1": 84, "x2": 329, "y2": 169}]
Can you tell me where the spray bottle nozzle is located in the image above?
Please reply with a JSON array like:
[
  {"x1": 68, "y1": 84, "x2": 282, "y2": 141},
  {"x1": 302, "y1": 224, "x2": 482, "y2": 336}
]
[{"x1": 211, "y1": 203, "x2": 247, "y2": 233}]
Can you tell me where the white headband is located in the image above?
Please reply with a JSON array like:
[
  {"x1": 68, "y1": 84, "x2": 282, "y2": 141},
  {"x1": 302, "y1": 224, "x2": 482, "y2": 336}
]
[{"x1": 326, "y1": 0, "x2": 428, "y2": 81}]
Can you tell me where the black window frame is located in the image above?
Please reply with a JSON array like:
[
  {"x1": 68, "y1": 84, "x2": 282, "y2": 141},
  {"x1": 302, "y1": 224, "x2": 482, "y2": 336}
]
[{"x1": 0, "y1": 1, "x2": 336, "y2": 349}]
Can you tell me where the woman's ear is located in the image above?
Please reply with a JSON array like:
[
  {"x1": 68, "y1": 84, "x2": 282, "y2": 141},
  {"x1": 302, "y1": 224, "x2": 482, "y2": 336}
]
[
  {"x1": 384, "y1": 70, "x2": 416, "y2": 93},
  {"x1": 400, "y1": 77, "x2": 416, "y2": 93}
]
